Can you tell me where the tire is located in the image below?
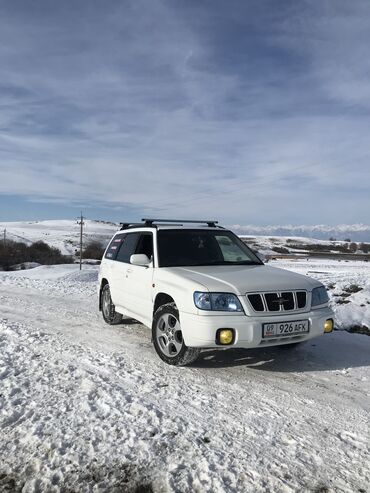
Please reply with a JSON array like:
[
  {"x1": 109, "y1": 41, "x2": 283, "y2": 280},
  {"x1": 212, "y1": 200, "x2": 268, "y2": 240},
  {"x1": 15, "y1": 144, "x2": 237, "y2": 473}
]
[
  {"x1": 152, "y1": 303, "x2": 200, "y2": 366},
  {"x1": 101, "y1": 283, "x2": 123, "y2": 325}
]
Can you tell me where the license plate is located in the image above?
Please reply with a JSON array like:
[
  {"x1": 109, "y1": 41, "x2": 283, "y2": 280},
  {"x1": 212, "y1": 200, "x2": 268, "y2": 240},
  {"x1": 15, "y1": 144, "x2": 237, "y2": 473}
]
[{"x1": 263, "y1": 320, "x2": 309, "y2": 338}]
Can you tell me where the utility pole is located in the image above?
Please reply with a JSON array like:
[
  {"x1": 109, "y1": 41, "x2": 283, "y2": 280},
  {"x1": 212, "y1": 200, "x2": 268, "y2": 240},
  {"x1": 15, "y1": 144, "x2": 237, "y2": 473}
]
[{"x1": 77, "y1": 213, "x2": 85, "y2": 270}]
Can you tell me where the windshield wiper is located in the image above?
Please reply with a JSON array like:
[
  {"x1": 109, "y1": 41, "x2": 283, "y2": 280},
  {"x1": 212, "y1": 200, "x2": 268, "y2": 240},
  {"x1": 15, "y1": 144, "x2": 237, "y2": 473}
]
[
  {"x1": 166, "y1": 260, "x2": 263, "y2": 267},
  {"x1": 181, "y1": 260, "x2": 262, "y2": 266},
  {"x1": 233, "y1": 261, "x2": 262, "y2": 265}
]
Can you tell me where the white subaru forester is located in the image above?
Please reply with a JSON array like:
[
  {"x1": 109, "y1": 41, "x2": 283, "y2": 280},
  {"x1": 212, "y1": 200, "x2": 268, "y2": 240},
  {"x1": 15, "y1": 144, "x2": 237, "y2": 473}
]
[{"x1": 98, "y1": 219, "x2": 334, "y2": 366}]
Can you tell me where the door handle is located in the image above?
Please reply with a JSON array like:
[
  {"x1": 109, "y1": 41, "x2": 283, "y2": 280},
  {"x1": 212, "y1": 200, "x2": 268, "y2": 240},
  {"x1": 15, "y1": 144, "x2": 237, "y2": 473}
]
[{"x1": 126, "y1": 268, "x2": 133, "y2": 275}]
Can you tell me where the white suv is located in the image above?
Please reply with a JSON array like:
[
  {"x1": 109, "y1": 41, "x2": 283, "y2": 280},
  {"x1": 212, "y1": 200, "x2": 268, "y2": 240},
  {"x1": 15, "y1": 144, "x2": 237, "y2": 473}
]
[{"x1": 98, "y1": 219, "x2": 334, "y2": 366}]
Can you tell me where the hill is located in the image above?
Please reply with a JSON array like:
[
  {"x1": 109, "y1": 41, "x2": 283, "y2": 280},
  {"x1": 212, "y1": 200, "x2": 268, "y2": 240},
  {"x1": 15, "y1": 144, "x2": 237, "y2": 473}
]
[
  {"x1": 1, "y1": 220, "x2": 369, "y2": 258},
  {"x1": 0, "y1": 220, "x2": 119, "y2": 256}
]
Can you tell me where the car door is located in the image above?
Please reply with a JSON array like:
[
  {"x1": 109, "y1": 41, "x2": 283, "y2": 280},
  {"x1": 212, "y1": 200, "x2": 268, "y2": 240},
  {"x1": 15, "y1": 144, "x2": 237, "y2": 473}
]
[
  {"x1": 123, "y1": 232, "x2": 155, "y2": 325},
  {"x1": 109, "y1": 232, "x2": 140, "y2": 312}
]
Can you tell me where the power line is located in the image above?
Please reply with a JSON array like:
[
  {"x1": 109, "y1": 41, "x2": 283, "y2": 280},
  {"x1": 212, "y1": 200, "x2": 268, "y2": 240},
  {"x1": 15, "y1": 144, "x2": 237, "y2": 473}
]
[{"x1": 76, "y1": 213, "x2": 85, "y2": 271}]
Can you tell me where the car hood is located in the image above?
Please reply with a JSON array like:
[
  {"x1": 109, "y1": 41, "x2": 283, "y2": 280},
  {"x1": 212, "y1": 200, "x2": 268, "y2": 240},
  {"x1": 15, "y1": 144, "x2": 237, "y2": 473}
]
[{"x1": 170, "y1": 264, "x2": 320, "y2": 295}]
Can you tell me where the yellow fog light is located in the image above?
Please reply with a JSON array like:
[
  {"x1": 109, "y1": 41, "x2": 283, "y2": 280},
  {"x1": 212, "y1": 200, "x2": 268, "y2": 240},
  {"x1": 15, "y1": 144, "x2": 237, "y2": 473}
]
[
  {"x1": 217, "y1": 329, "x2": 234, "y2": 345},
  {"x1": 324, "y1": 319, "x2": 334, "y2": 333}
]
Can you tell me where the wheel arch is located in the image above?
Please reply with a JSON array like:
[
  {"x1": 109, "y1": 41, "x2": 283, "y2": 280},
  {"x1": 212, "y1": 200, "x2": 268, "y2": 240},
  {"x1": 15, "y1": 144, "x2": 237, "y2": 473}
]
[{"x1": 153, "y1": 292, "x2": 176, "y2": 314}]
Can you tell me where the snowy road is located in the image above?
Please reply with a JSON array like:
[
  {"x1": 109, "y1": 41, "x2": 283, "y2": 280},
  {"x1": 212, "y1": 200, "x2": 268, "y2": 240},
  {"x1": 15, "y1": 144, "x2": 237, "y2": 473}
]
[{"x1": 0, "y1": 264, "x2": 369, "y2": 492}]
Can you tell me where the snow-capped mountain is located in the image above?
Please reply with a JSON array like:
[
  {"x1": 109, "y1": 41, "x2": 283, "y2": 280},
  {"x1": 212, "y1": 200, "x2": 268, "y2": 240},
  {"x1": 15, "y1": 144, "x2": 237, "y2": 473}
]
[{"x1": 229, "y1": 224, "x2": 370, "y2": 242}]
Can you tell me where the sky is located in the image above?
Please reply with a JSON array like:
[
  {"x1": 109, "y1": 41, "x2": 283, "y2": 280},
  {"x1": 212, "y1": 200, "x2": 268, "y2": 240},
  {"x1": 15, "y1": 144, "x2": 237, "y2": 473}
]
[{"x1": 0, "y1": 0, "x2": 369, "y2": 225}]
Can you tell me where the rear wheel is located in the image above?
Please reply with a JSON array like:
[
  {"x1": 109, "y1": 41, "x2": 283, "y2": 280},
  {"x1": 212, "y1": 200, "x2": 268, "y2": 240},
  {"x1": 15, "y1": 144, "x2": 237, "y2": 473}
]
[
  {"x1": 101, "y1": 283, "x2": 122, "y2": 325},
  {"x1": 152, "y1": 303, "x2": 200, "y2": 366}
]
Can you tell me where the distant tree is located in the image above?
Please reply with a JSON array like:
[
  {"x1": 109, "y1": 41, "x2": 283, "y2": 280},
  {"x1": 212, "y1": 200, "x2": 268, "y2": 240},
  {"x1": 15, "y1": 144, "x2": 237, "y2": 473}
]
[
  {"x1": 82, "y1": 240, "x2": 105, "y2": 260},
  {"x1": 344, "y1": 238, "x2": 351, "y2": 242},
  {"x1": 329, "y1": 237, "x2": 336, "y2": 241},
  {"x1": 348, "y1": 242, "x2": 357, "y2": 253},
  {"x1": 359, "y1": 242, "x2": 370, "y2": 254}
]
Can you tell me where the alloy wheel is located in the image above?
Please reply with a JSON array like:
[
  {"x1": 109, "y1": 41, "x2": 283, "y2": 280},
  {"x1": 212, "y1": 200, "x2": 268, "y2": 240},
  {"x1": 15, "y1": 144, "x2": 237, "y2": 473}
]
[{"x1": 155, "y1": 313, "x2": 184, "y2": 357}]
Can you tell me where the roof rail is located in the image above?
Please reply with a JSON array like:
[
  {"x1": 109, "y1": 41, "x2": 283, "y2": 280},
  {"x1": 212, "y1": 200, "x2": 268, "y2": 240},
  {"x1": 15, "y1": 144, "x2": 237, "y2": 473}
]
[
  {"x1": 142, "y1": 218, "x2": 219, "y2": 227},
  {"x1": 119, "y1": 222, "x2": 146, "y2": 230}
]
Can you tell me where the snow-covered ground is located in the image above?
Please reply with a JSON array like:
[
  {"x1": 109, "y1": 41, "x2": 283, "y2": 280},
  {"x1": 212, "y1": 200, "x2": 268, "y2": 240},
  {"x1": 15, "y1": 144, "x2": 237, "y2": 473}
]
[
  {"x1": 0, "y1": 261, "x2": 369, "y2": 492},
  {"x1": 240, "y1": 235, "x2": 352, "y2": 257},
  {"x1": 0, "y1": 220, "x2": 118, "y2": 255},
  {"x1": 270, "y1": 258, "x2": 370, "y2": 331}
]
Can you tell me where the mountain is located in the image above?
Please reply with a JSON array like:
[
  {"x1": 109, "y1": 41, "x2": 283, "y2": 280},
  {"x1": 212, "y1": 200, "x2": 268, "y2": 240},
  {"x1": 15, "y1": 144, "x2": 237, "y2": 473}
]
[
  {"x1": 1, "y1": 220, "x2": 369, "y2": 256},
  {"x1": 229, "y1": 224, "x2": 370, "y2": 242}
]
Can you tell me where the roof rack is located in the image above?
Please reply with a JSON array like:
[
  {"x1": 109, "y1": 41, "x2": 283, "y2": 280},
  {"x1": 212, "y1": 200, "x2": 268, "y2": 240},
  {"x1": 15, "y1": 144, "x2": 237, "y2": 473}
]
[
  {"x1": 142, "y1": 218, "x2": 219, "y2": 227},
  {"x1": 119, "y1": 219, "x2": 220, "y2": 230}
]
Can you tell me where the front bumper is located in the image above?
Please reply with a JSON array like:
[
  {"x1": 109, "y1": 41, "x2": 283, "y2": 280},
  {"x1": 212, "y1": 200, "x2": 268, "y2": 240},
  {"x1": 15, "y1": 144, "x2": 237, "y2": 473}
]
[{"x1": 180, "y1": 306, "x2": 334, "y2": 348}]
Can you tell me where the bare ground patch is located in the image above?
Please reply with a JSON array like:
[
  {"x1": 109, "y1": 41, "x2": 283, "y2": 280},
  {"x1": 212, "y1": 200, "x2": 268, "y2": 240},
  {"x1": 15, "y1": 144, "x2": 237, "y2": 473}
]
[
  {"x1": 0, "y1": 462, "x2": 155, "y2": 493},
  {"x1": 346, "y1": 325, "x2": 370, "y2": 336}
]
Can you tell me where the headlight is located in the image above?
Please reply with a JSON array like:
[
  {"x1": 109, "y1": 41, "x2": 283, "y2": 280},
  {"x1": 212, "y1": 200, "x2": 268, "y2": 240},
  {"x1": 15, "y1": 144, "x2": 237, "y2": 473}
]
[
  {"x1": 194, "y1": 292, "x2": 243, "y2": 312},
  {"x1": 311, "y1": 286, "x2": 329, "y2": 307}
]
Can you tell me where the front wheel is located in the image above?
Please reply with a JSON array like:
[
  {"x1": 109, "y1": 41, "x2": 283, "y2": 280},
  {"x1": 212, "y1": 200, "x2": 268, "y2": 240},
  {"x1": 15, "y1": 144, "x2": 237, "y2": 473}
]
[
  {"x1": 152, "y1": 303, "x2": 200, "y2": 366},
  {"x1": 101, "y1": 283, "x2": 122, "y2": 325}
]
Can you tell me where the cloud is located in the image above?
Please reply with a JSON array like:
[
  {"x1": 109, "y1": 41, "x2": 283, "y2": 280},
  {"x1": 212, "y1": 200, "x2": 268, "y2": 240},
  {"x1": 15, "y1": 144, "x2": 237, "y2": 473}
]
[{"x1": 0, "y1": 0, "x2": 369, "y2": 223}]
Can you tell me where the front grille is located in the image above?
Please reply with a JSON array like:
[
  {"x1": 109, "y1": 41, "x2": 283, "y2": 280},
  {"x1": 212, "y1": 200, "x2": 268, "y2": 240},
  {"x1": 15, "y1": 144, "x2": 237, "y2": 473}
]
[
  {"x1": 247, "y1": 291, "x2": 307, "y2": 313},
  {"x1": 248, "y1": 294, "x2": 264, "y2": 311},
  {"x1": 265, "y1": 293, "x2": 280, "y2": 311},
  {"x1": 281, "y1": 292, "x2": 295, "y2": 310},
  {"x1": 296, "y1": 291, "x2": 306, "y2": 308}
]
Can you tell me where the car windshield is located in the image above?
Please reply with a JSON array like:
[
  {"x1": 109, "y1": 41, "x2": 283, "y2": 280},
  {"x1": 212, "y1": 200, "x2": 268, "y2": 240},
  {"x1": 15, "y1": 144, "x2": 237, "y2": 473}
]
[{"x1": 157, "y1": 229, "x2": 263, "y2": 267}]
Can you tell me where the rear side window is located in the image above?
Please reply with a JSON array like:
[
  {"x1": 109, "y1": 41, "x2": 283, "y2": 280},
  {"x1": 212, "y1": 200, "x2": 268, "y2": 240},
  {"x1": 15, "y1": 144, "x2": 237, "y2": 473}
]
[
  {"x1": 115, "y1": 233, "x2": 140, "y2": 263},
  {"x1": 105, "y1": 233, "x2": 126, "y2": 260}
]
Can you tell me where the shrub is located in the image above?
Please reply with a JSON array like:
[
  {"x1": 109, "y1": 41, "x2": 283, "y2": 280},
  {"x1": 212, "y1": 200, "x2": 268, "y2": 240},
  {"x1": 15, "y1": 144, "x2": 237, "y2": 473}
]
[
  {"x1": 344, "y1": 284, "x2": 363, "y2": 294},
  {"x1": 359, "y1": 242, "x2": 370, "y2": 253},
  {"x1": 0, "y1": 239, "x2": 72, "y2": 270},
  {"x1": 82, "y1": 240, "x2": 105, "y2": 260},
  {"x1": 272, "y1": 246, "x2": 290, "y2": 254}
]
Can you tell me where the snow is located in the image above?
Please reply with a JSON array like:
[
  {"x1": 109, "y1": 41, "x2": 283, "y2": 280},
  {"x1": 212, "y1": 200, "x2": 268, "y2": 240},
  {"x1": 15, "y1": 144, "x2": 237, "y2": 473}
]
[
  {"x1": 0, "y1": 261, "x2": 369, "y2": 492},
  {"x1": 6, "y1": 262, "x2": 41, "y2": 271},
  {"x1": 270, "y1": 258, "x2": 370, "y2": 330},
  {"x1": 0, "y1": 219, "x2": 118, "y2": 255},
  {"x1": 240, "y1": 234, "x2": 347, "y2": 256},
  {"x1": 2, "y1": 220, "x2": 369, "y2": 260},
  {"x1": 232, "y1": 224, "x2": 370, "y2": 242}
]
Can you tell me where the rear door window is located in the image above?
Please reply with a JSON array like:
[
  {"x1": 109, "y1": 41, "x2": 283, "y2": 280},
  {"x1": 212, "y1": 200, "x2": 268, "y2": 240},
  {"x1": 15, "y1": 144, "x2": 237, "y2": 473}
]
[
  {"x1": 105, "y1": 233, "x2": 126, "y2": 260},
  {"x1": 115, "y1": 233, "x2": 140, "y2": 263}
]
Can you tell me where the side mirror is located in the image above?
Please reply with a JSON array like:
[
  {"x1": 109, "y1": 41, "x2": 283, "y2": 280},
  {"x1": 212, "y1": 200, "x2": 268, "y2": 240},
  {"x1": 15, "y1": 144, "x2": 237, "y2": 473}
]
[{"x1": 130, "y1": 254, "x2": 151, "y2": 267}]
